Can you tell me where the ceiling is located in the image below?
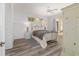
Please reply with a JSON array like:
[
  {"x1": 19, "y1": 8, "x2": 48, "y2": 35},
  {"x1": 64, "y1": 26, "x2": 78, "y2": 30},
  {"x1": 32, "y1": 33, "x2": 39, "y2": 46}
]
[{"x1": 14, "y1": 3, "x2": 73, "y2": 16}]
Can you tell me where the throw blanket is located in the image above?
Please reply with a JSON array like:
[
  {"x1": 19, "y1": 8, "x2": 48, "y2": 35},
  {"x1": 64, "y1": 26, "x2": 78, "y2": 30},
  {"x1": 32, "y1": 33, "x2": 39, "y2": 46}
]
[
  {"x1": 32, "y1": 30, "x2": 54, "y2": 40},
  {"x1": 32, "y1": 30, "x2": 58, "y2": 48}
]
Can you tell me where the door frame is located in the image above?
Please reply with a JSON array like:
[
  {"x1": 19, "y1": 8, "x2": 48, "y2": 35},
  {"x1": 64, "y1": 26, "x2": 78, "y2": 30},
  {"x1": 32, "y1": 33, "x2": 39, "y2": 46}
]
[{"x1": 0, "y1": 3, "x2": 5, "y2": 56}]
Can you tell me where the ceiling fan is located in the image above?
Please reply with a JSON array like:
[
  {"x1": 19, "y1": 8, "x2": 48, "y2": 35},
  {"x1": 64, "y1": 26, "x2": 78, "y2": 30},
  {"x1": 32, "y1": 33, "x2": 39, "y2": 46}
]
[
  {"x1": 47, "y1": 6, "x2": 58, "y2": 13},
  {"x1": 47, "y1": 9, "x2": 58, "y2": 12},
  {"x1": 46, "y1": 7, "x2": 62, "y2": 15}
]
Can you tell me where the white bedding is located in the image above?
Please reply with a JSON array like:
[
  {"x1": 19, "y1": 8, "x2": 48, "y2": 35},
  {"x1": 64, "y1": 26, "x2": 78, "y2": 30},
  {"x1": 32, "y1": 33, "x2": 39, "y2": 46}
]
[{"x1": 32, "y1": 32, "x2": 57, "y2": 48}]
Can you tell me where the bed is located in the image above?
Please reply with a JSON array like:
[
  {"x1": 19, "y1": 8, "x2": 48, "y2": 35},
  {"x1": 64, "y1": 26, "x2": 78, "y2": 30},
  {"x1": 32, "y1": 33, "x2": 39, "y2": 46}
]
[{"x1": 32, "y1": 30, "x2": 58, "y2": 48}]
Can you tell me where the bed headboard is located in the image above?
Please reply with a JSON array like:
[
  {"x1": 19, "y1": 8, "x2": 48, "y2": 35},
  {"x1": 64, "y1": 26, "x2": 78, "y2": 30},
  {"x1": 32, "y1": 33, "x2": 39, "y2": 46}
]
[{"x1": 31, "y1": 22, "x2": 47, "y2": 32}]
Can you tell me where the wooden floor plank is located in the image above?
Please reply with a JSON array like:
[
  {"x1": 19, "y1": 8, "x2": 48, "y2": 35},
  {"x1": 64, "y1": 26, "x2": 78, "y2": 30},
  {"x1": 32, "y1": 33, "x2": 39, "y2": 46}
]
[{"x1": 5, "y1": 38, "x2": 63, "y2": 56}]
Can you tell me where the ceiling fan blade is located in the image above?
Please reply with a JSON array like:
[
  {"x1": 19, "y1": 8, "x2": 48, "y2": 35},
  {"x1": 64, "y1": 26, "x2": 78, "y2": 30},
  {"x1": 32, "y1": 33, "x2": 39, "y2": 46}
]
[{"x1": 47, "y1": 9, "x2": 58, "y2": 12}]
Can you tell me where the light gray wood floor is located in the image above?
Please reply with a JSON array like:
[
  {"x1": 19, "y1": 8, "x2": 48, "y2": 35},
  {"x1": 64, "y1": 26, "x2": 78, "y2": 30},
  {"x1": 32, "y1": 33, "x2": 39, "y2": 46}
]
[{"x1": 5, "y1": 38, "x2": 63, "y2": 56}]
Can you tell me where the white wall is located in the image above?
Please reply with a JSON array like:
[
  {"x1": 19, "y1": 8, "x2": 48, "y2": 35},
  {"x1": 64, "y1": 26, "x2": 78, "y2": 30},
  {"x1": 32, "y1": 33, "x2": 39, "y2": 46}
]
[
  {"x1": 46, "y1": 16, "x2": 56, "y2": 31},
  {"x1": 13, "y1": 11, "x2": 56, "y2": 40},
  {"x1": 13, "y1": 12, "x2": 26, "y2": 39},
  {"x1": 13, "y1": 4, "x2": 56, "y2": 40},
  {"x1": 5, "y1": 4, "x2": 14, "y2": 49}
]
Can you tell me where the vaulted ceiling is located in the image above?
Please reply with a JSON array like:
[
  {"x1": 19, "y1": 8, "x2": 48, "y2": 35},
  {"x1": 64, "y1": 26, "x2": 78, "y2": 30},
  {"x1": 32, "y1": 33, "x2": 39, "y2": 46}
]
[{"x1": 14, "y1": 3, "x2": 73, "y2": 16}]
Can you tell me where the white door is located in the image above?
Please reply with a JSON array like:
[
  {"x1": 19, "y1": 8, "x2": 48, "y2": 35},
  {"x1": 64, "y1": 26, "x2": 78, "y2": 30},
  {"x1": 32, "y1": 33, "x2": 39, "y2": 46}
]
[
  {"x1": 0, "y1": 3, "x2": 5, "y2": 56},
  {"x1": 63, "y1": 10, "x2": 77, "y2": 55},
  {"x1": 75, "y1": 7, "x2": 79, "y2": 55},
  {"x1": 63, "y1": 18, "x2": 76, "y2": 55},
  {"x1": 75, "y1": 18, "x2": 79, "y2": 55}
]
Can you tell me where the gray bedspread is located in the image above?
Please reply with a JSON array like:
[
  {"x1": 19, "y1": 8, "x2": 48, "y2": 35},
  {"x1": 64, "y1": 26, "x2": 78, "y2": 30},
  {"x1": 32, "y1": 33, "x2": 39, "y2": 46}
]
[{"x1": 32, "y1": 30, "x2": 53, "y2": 40}]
